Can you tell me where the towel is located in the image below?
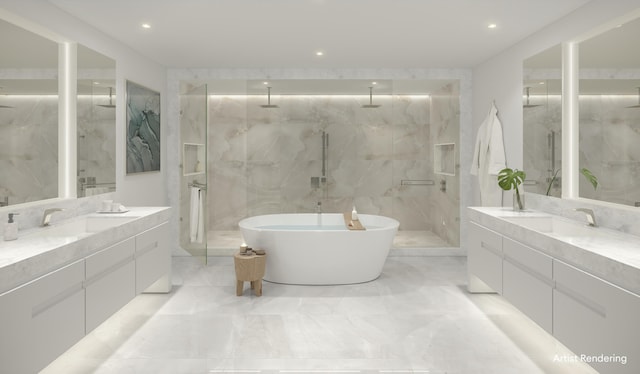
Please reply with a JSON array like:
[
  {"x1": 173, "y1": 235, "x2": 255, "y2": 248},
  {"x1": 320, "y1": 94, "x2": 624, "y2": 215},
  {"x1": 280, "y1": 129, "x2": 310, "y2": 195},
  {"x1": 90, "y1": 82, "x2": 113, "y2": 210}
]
[
  {"x1": 471, "y1": 102, "x2": 507, "y2": 206},
  {"x1": 190, "y1": 186, "x2": 204, "y2": 243}
]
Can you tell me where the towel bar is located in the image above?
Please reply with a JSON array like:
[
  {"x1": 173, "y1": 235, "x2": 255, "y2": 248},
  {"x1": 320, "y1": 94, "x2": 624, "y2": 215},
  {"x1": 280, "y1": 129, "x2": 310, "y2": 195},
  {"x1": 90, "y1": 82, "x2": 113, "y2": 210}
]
[{"x1": 401, "y1": 179, "x2": 435, "y2": 186}]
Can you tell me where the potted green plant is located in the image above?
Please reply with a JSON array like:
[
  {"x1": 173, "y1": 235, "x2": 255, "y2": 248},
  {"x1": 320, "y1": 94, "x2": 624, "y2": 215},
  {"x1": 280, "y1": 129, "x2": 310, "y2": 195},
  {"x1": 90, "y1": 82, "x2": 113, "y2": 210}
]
[{"x1": 498, "y1": 168, "x2": 526, "y2": 210}]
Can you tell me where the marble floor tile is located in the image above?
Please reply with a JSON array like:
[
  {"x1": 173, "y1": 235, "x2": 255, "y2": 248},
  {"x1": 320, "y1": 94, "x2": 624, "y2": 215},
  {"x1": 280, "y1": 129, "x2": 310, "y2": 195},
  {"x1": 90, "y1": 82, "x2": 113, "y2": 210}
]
[{"x1": 42, "y1": 256, "x2": 597, "y2": 374}]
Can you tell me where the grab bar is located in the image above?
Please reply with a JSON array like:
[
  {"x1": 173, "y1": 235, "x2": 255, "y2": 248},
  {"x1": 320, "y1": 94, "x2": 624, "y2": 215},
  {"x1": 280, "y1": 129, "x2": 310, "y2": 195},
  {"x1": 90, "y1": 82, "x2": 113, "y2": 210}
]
[
  {"x1": 188, "y1": 182, "x2": 207, "y2": 190},
  {"x1": 401, "y1": 179, "x2": 435, "y2": 186}
]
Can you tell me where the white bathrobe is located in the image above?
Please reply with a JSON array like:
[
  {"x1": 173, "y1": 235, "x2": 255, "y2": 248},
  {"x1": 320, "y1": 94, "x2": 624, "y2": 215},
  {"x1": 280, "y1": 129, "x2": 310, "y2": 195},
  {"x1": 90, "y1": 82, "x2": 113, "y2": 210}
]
[{"x1": 470, "y1": 102, "x2": 507, "y2": 206}]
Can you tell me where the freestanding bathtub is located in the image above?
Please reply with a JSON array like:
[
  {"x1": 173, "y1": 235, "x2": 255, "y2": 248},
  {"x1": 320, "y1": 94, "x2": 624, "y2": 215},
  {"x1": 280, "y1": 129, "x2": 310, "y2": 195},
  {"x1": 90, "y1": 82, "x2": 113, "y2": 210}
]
[{"x1": 238, "y1": 213, "x2": 399, "y2": 285}]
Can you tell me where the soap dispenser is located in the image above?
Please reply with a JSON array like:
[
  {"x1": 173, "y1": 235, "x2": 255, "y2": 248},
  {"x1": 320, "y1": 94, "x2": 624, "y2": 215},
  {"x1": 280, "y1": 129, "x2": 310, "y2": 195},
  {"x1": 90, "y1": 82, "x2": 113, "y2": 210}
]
[{"x1": 4, "y1": 213, "x2": 19, "y2": 241}]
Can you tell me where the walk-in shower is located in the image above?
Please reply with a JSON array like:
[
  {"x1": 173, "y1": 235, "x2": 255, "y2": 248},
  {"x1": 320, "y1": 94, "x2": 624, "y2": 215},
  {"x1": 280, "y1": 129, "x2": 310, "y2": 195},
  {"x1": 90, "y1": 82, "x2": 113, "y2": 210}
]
[{"x1": 179, "y1": 79, "x2": 461, "y2": 256}]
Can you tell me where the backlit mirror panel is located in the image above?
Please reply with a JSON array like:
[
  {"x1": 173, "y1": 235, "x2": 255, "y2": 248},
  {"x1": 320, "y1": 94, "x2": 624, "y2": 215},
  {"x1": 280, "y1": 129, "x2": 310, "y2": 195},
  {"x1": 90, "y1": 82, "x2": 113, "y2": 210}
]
[
  {"x1": 77, "y1": 45, "x2": 116, "y2": 197},
  {"x1": 578, "y1": 16, "x2": 640, "y2": 207},
  {"x1": 0, "y1": 18, "x2": 59, "y2": 207},
  {"x1": 523, "y1": 45, "x2": 562, "y2": 197}
]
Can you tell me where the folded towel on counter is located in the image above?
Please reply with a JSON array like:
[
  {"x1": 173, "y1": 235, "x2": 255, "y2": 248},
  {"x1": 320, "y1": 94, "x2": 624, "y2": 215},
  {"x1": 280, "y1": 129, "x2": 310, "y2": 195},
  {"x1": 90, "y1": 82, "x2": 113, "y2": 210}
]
[{"x1": 343, "y1": 212, "x2": 366, "y2": 230}]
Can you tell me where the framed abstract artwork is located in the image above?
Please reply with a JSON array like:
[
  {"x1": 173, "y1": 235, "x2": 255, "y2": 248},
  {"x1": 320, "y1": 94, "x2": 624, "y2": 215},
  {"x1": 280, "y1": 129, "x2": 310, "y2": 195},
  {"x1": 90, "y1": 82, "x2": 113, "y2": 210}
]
[{"x1": 126, "y1": 80, "x2": 161, "y2": 174}]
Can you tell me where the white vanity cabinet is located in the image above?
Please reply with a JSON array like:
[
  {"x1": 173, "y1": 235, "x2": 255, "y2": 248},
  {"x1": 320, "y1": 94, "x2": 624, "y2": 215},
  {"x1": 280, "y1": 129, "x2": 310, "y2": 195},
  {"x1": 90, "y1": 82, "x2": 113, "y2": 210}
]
[
  {"x1": 553, "y1": 260, "x2": 640, "y2": 374},
  {"x1": 468, "y1": 207, "x2": 640, "y2": 374},
  {"x1": 85, "y1": 237, "x2": 136, "y2": 332},
  {"x1": 0, "y1": 260, "x2": 85, "y2": 374},
  {"x1": 0, "y1": 208, "x2": 171, "y2": 373},
  {"x1": 468, "y1": 222, "x2": 503, "y2": 293},
  {"x1": 502, "y1": 237, "x2": 553, "y2": 333},
  {"x1": 135, "y1": 222, "x2": 170, "y2": 294}
]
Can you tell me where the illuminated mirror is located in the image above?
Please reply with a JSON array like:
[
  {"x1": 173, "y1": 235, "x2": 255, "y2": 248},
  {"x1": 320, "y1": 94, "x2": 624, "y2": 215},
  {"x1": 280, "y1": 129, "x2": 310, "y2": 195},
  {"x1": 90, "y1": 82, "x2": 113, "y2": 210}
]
[
  {"x1": 578, "y1": 16, "x2": 640, "y2": 207},
  {"x1": 77, "y1": 45, "x2": 116, "y2": 197},
  {"x1": 523, "y1": 45, "x2": 562, "y2": 197},
  {"x1": 0, "y1": 18, "x2": 59, "y2": 207}
]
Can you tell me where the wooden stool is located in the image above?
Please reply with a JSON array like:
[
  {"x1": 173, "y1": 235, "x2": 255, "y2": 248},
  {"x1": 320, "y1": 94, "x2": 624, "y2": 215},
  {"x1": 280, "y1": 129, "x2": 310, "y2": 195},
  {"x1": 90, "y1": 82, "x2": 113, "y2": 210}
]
[{"x1": 233, "y1": 252, "x2": 266, "y2": 296}]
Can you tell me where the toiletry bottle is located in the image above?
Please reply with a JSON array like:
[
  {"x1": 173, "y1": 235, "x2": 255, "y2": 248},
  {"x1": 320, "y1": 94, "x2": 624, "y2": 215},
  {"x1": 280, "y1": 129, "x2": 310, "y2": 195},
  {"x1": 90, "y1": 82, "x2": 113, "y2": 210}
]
[
  {"x1": 351, "y1": 206, "x2": 359, "y2": 221},
  {"x1": 4, "y1": 213, "x2": 19, "y2": 241}
]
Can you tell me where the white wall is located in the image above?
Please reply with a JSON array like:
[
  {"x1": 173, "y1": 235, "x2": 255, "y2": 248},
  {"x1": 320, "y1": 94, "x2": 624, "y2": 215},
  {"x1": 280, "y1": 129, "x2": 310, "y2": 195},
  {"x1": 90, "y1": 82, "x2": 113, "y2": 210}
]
[
  {"x1": 0, "y1": 1, "x2": 168, "y2": 207},
  {"x1": 471, "y1": 0, "x2": 640, "y2": 206}
]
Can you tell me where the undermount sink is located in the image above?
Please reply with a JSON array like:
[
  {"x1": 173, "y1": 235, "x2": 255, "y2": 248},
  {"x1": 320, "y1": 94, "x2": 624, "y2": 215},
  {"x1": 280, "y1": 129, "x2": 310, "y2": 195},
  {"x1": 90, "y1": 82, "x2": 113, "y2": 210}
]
[
  {"x1": 26, "y1": 215, "x2": 138, "y2": 238},
  {"x1": 504, "y1": 215, "x2": 599, "y2": 237}
]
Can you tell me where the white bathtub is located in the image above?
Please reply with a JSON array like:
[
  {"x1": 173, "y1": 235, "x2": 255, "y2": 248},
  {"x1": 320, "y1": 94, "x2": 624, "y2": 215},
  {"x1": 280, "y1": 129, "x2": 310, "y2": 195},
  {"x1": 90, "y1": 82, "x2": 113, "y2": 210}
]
[{"x1": 238, "y1": 213, "x2": 399, "y2": 285}]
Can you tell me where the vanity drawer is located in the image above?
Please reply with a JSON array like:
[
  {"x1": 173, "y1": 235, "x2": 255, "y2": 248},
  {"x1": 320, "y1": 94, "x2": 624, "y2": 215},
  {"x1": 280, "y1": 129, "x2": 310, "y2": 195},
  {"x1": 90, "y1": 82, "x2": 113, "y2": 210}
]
[
  {"x1": 503, "y1": 237, "x2": 552, "y2": 279},
  {"x1": 86, "y1": 237, "x2": 135, "y2": 280},
  {"x1": 85, "y1": 238, "x2": 136, "y2": 333},
  {"x1": 135, "y1": 222, "x2": 170, "y2": 293},
  {"x1": 468, "y1": 222, "x2": 503, "y2": 293},
  {"x1": 502, "y1": 238, "x2": 553, "y2": 333},
  {"x1": 553, "y1": 260, "x2": 640, "y2": 374},
  {"x1": 0, "y1": 260, "x2": 85, "y2": 374}
]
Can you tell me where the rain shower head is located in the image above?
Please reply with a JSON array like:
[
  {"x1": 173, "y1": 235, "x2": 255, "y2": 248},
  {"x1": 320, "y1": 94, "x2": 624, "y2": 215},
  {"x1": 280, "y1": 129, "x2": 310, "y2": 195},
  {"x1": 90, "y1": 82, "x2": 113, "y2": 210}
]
[
  {"x1": 97, "y1": 87, "x2": 116, "y2": 108},
  {"x1": 523, "y1": 87, "x2": 541, "y2": 108},
  {"x1": 626, "y1": 87, "x2": 640, "y2": 108},
  {"x1": 362, "y1": 86, "x2": 381, "y2": 108},
  {"x1": 260, "y1": 86, "x2": 279, "y2": 108}
]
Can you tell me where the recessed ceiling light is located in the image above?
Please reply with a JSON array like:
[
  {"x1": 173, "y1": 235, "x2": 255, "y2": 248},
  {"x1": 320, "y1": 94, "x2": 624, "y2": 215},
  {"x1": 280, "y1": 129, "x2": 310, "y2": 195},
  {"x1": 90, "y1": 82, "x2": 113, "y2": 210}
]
[
  {"x1": 316, "y1": 51, "x2": 324, "y2": 56},
  {"x1": 372, "y1": 81, "x2": 377, "y2": 85},
  {"x1": 141, "y1": 23, "x2": 151, "y2": 29},
  {"x1": 263, "y1": 81, "x2": 269, "y2": 85},
  {"x1": 488, "y1": 23, "x2": 497, "y2": 29}
]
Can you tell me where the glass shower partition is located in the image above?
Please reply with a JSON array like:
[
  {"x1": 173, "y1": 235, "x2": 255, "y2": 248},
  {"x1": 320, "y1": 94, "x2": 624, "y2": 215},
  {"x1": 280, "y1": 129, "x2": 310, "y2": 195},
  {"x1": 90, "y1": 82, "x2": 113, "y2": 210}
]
[{"x1": 180, "y1": 83, "x2": 208, "y2": 262}]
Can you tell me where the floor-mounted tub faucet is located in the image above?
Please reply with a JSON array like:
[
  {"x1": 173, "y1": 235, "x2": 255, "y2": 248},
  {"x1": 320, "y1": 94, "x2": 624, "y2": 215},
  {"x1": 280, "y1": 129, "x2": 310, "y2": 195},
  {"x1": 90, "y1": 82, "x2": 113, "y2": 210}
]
[
  {"x1": 575, "y1": 208, "x2": 597, "y2": 227},
  {"x1": 42, "y1": 208, "x2": 64, "y2": 227}
]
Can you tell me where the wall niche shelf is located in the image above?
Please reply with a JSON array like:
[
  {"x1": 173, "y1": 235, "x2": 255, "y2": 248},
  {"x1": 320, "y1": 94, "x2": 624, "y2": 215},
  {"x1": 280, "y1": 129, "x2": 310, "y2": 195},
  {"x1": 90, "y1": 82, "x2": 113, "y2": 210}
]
[
  {"x1": 434, "y1": 143, "x2": 456, "y2": 176},
  {"x1": 183, "y1": 143, "x2": 205, "y2": 176}
]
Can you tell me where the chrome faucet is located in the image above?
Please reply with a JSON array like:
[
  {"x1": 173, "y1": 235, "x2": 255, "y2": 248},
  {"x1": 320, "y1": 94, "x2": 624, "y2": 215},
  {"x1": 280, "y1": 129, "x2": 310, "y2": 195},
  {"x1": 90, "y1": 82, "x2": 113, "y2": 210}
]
[
  {"x1": 575, "y1": 208, "x2": 597, "y2": 227},
  {"x1": 42, "y1": 208, "x2": 64, "y2": 227}
]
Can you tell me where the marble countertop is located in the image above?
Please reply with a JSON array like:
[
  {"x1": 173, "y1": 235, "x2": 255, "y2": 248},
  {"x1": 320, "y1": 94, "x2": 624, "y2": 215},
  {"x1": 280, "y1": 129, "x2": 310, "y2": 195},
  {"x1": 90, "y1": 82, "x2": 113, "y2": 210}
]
[
  {"x1": 0, "y1": 207, "x2": 171, "y2": 294},
  {"x1": 468, "y1": 207, "x2": 640, "y2": 296}
]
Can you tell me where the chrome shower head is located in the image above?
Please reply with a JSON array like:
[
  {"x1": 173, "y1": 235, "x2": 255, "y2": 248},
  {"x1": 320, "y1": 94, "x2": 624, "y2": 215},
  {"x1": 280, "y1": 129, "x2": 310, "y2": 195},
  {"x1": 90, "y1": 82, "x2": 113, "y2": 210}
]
[
  {"x1": 523, "y1": 86, "x2": 541, "y2": 108},
  {"x1": 361, "y1": 86, "x2": 381, "y2": 108},
  {"x1": 260, "y1": 86, "x2": 279, "y2": 108},
  {"x1": 97, "y1": 87, "x2": 116, "y2": 108}
]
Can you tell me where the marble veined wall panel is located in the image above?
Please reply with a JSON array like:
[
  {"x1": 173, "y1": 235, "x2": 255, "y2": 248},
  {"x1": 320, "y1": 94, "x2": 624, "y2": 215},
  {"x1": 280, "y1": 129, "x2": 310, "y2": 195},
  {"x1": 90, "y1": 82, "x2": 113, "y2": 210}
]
[
  {"x1": 0, "y1": 96, "x2": 58, "y2": 205},
  {"x1": 429, "y1": 84, "x2": 460, "y2": 246},
  {"x1": 207, "y1": 91, "x2": 459, "y2": 246}
]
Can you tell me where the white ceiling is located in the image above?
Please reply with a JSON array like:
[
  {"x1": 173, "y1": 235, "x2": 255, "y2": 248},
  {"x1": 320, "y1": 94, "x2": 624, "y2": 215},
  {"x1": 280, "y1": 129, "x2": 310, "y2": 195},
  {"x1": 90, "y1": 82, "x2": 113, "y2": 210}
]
[{"x1": 47, "y1": 0, "x2": 591, "y2": 69}]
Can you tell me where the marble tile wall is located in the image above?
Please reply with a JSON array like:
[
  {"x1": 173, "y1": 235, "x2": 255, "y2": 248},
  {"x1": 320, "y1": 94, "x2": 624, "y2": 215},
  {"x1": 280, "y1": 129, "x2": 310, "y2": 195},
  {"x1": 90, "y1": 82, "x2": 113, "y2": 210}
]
[
  {"x1": 206, "y1": 86, "x2": 460, "y2": 245},
  {"x1": 430, "y1": 84, "x2": 461, "y2": 246},
  {"x1": 179, "y1": 86, "x2": 208, "y2": 255},
  {"x1": 166, "y1": 68, "x2": 474, "y2": 255},
  {"x1": 0, "y1": 95, "x2": 58, "y2": 205}
]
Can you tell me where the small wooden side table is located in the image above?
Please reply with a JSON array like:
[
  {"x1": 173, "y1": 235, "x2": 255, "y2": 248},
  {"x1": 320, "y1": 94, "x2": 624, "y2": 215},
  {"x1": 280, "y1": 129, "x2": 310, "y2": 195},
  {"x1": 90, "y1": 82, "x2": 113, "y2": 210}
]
[{"x1": 233, "y1": 252, "x2": 267, "y2": 296}]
